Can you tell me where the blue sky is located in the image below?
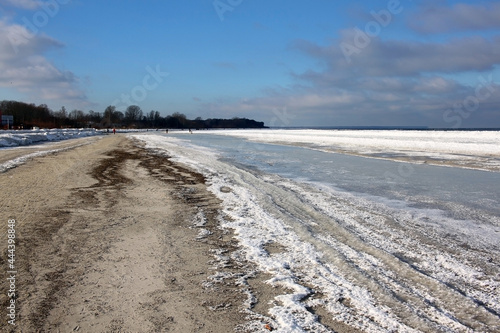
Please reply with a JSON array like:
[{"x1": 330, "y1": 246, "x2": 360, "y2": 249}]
[{"x1": 0, "y1": 0, "x2": 499, "y2": 128}]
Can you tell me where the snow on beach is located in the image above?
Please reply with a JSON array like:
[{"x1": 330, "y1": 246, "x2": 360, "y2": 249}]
[
  {"x1": 0, "y1": 128, "x2": 103, "y2": 148},
  {"x1": 134, "y1": 131, "x2": 500, "y2": 333},
  {"x1": 0, "y1": 129, "x2": 104, "y2": 173}
]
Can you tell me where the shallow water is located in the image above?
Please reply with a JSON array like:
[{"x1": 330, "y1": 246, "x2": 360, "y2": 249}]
[{"x1": 177, "y1": 133, "x2": 500, "y2": 222}]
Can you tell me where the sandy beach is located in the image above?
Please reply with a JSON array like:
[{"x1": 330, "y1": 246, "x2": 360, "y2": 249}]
[{"x1": 0, "y1": 135, "x2": 259, "y2": 332}]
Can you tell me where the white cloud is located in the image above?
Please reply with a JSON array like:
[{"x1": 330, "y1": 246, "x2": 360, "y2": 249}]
[
  {"x1": 0, "y1": 0, "x2": 41, "y2": 10},
  {"x1": 0, "y1": 20, "x2": 88, "y2": 107},
  {"x1": 202, "y1": 29, "x2": 500, "y2": 128},
  {"x1": 413, "y1": 77, "x2": 459, "y2": 94},
  {"x1": 409, "y1": 2, "x2": 500, "y2": 34},
  {"x1": 295, "y1": 33, "x2": 500, "y2": 77}
]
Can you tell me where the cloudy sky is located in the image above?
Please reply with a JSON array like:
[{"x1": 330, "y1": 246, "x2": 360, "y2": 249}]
[{"x1": 0, "y1": 0, "x2": 499, "y2": 128}]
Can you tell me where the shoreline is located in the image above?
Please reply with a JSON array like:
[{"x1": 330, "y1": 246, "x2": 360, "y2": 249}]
[
  {"x1": 0, "y1": 135, "x2": 260, "y2": 332},
  {"x1": 2, "y1": 133, "x2": 498, "y2": 332}
]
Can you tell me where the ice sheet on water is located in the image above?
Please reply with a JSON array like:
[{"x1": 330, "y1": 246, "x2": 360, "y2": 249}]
[
  {"x1": 201, "y1": 129, "x2": 500, "y2": 154},
  {"x1": 200, "y1": 129, "x2": 500, "y2": 171}
]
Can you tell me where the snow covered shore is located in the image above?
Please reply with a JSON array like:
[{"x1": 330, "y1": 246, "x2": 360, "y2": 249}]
[{"x1": 0, "y1": 129, "x2": 103, "y2": 148}]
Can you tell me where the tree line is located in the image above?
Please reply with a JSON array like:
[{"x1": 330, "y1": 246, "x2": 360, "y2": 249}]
[{"x1": 0, "y1": 100, "x2": 266, "y2": 129}]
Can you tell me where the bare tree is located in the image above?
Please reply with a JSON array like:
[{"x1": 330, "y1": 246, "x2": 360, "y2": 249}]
[
  {"x1": 69, "y1": 109, "x2": 85, "y2": 121},
  {"x1": 104, "y1": 105, "x2": 116, "y2": 125},
  {"x1": 125, "y1": 105, "x2": 143, "y2": 124}
]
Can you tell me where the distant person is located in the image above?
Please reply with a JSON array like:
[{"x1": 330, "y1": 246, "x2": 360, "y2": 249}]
[
  {"x1": 113, "y1": 128, "x2": 116, "y2": 134},
  {"x1": 166, "y1": 129, "x2": 168, "y2": 133}
]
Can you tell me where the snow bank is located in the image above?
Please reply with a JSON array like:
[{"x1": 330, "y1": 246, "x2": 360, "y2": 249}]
[{"x1": 0, "y1": 128, "x2": 103, "y2": 148}]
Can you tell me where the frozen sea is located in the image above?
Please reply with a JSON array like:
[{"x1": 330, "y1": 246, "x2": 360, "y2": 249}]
[{"x1": 135, "y1": 129, "x2": 500, "y2": 333}]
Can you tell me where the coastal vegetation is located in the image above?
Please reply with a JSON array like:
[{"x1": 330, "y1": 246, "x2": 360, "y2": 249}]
[{"x1": 0, "y1": 100, "x2": 266, "y2": 129}]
